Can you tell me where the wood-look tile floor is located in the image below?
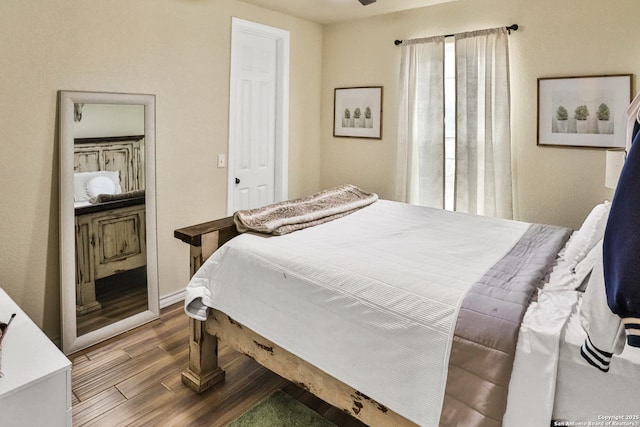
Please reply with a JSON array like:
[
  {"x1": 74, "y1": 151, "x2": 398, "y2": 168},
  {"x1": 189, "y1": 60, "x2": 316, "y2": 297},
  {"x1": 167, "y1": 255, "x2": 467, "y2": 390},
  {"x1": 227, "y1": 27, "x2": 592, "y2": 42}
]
[
  {"x1": 70, "y1": 302, "x2": 367, "y2": 427},
  {"x1": 76, "y1": 267, "x2": 147, "y2": 336}
]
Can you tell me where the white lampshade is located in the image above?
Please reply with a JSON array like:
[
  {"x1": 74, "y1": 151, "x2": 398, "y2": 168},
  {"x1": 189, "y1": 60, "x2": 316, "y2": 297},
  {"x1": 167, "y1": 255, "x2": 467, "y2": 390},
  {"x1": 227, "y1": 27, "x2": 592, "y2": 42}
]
[{"x1": 605, "y1": 148, "x2": 626, "y2": 189}]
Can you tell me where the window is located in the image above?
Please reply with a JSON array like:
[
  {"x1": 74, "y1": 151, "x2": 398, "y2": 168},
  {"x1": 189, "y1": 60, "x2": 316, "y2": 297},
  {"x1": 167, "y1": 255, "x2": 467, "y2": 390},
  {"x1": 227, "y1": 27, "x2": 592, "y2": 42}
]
[
  {"x1": 444, "y1": 38, "x2": 456, "y2": 211},
  {"x1": 396, "y1": 29, "x2": 512, "y2": 217}
]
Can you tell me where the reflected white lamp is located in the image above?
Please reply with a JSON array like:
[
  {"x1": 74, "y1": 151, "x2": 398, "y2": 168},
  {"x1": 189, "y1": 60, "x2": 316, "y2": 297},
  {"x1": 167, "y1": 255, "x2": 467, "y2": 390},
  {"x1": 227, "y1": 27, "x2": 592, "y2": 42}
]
[{"x1": 605, "y1": 148, "x2": 626, "y2": 189}]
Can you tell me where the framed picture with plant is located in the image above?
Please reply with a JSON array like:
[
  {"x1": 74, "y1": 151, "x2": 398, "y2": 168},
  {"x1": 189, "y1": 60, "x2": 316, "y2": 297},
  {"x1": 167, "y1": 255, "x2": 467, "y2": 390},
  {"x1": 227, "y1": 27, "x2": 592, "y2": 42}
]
[
  {"x1": 537, "y1": 74, "x2": 632, "y2": 148},
  {"x1": 333, "y1": 86, "x2": 383, "y2": 139}
]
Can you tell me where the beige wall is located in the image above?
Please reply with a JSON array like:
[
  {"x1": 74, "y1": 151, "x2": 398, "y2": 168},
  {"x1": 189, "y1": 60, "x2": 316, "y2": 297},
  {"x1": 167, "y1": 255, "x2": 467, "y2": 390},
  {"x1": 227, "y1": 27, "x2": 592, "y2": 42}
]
[
  {"x1": 0, "y1": 0, "x2": 322, "y2": 338},
  {"x1": 3, "y1": 0, "x2": 639, "y2": 341},
  {"x1": 321, "y1": 0, "x2": 640, "y2": 229}
]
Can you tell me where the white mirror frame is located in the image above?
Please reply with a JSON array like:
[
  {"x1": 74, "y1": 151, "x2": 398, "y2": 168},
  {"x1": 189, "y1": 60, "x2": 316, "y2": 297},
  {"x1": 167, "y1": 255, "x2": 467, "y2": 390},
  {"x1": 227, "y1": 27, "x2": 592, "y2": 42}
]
[{"x1": 59, "y1": 90, "x2": 159, "y2": 354}]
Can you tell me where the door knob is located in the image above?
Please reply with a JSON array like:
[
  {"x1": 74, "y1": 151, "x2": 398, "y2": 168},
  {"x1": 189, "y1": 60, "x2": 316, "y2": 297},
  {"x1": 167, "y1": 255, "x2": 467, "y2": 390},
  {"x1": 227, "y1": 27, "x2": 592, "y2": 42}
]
[{"x1": 235, "y1": 178, "x2": 240, "y2": 184}]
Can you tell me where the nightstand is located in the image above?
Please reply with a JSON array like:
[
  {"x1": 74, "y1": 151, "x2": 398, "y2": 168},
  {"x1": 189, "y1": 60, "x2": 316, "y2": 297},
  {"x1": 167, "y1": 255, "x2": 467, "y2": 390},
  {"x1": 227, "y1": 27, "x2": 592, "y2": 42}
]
[{"x1": 0, "y1": 288, "x2": 72, "y2": 427}]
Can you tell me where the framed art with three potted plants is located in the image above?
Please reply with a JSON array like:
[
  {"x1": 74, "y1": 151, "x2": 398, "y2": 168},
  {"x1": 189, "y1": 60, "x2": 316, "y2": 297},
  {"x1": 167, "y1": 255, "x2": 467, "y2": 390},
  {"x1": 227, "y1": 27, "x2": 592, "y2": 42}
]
[
  {"x1": 333, "y1": 86, "x2": 383, "y2": 139},
  {"x1": 537, "y1": 74, "x2": 632, "y2": 148}
]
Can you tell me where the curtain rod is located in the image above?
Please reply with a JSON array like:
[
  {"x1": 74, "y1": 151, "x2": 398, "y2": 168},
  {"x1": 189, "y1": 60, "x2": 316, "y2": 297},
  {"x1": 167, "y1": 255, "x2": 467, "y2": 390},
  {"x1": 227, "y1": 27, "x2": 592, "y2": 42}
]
[{"x1": 394, "y1": 24, "x2": 518, "y2": 46}]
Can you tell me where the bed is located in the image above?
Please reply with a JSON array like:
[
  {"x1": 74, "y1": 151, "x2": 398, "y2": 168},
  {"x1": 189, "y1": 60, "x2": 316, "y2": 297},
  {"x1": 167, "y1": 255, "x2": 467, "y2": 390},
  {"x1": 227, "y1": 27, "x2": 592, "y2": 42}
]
[
  {"x1": 74, "y1": 135, "x2": 146, "y2": 314},
  {"x1": 175, "y1": 186, "x2": 640, "y2": 427}
]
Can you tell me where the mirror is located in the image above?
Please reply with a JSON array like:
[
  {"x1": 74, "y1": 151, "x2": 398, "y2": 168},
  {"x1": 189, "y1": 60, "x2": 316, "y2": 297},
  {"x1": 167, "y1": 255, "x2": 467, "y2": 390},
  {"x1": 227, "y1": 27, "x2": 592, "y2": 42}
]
[{"x1": 59, "y1": 91, "x2": 159, "y2": 354}]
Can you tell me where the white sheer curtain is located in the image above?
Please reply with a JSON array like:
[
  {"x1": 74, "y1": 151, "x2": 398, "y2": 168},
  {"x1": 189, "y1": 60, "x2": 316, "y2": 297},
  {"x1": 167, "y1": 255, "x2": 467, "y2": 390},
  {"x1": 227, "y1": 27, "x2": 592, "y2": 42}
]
[
  {"x1": 455, "y1": 28, "x2": 513, "y2": 218},
  {"x1": 394, "y1": 37, "x2": 445, "y2": 208}
]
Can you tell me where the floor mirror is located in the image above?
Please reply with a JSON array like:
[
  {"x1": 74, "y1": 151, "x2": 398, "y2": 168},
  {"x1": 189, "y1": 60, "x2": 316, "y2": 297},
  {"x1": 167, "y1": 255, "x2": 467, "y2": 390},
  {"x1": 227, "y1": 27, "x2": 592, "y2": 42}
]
[{"x1": 59, "y1": 91, "x2": 159, "y2": 355}]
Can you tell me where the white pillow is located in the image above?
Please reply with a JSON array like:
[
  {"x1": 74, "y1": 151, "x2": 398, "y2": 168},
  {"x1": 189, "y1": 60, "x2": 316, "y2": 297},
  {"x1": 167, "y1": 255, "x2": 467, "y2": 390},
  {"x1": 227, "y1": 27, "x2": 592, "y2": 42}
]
[
  {"x1": 74, "y1": 171, "x2": 122, "y2": 202},
  {"x1": 86, "y1": 176, "x2": 117, "y2": 198},
  {"x1": 564, "y1": 202, "x2": 610, "y2": 270}
]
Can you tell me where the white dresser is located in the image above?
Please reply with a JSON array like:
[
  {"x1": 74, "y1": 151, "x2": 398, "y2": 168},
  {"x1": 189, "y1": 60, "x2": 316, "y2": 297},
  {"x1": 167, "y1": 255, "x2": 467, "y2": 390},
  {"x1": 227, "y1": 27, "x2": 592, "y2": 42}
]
[{"x1": 0, "y1": 288, "x2": 72, "y2": 427}]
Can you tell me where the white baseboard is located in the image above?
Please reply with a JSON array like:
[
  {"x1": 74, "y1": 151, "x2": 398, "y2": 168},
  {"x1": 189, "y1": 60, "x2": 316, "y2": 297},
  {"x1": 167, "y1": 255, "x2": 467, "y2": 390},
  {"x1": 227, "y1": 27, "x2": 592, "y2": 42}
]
[{"x1": 160, "y1": 289, "x2": 185, "y2": 309}]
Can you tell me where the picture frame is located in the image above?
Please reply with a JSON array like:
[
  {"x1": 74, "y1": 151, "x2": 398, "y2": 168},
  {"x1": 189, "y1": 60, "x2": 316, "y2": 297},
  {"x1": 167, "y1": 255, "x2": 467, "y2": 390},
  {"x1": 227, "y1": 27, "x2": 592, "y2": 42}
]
[
  {"x1": 333, "y1": 86, "x2": 383, "y2": 139},
  {"x1": 537, "y1": 74, "x2": 632, "y2": 148}
]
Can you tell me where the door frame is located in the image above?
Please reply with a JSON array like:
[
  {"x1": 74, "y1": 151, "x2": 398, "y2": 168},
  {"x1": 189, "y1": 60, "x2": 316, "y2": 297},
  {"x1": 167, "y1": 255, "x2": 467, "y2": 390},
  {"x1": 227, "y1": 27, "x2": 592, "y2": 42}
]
[{"x1": 227, "y1": 17, "x2": 290, "y2": 215}]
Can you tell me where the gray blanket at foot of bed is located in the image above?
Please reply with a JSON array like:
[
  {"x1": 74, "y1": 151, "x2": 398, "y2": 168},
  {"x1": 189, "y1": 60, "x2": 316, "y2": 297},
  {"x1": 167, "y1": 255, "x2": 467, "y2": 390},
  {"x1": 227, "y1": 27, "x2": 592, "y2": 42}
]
[{"x1": 440, "y1": 223, "x2": 572, "y2": 427}]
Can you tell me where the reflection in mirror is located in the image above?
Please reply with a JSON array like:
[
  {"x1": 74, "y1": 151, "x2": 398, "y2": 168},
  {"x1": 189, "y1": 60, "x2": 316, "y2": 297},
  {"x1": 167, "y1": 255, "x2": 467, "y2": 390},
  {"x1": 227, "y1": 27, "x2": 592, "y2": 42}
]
[{"x1": 59, "y1": 91, "x2": 159, "y2": 354}]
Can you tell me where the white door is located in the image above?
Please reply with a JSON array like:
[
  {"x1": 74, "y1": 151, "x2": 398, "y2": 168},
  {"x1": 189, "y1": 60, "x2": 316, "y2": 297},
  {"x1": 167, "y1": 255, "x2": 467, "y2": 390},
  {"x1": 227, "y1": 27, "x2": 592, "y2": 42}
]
[{"x1": 228, "y1": 19, "x2": 290, "y2": 214}]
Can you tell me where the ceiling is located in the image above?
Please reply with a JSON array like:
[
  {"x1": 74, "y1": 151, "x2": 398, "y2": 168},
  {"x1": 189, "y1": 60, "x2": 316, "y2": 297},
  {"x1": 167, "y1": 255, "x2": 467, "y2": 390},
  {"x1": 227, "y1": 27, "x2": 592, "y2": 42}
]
[{"x1": 237, "y1": 0, "x2": 458, "y2": 25}]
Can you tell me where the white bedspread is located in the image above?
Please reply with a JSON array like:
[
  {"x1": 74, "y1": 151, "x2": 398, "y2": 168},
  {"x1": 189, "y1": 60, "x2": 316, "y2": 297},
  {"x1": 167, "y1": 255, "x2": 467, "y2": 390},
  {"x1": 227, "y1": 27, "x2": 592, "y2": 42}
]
[
  {"x1": 185, "y1": 200, "x2": 531, "y2": 426},
  {"x1": 503, "y1": 285, "x2": 578, "y2": 426}
]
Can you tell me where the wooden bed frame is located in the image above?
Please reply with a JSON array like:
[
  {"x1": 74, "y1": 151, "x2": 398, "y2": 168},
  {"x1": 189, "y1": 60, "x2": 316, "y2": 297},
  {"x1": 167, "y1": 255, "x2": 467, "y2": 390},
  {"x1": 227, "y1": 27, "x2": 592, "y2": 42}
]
[{"x1": 175, "y1": 219, "x2": 418, "y2": 427}]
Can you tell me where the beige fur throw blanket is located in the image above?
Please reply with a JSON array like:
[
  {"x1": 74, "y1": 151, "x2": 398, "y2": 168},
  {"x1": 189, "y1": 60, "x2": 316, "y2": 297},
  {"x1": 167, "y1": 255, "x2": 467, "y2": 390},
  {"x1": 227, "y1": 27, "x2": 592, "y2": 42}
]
[{"x1": 233, "y1": 184, "x2": 378, "y2": 235}]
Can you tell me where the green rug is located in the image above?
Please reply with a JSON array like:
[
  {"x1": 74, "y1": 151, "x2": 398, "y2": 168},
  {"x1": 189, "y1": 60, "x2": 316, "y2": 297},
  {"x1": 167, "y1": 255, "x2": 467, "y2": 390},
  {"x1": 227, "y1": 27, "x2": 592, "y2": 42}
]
[{"x1": 227, "y1": 390, "x2": 337, "y2": 427}]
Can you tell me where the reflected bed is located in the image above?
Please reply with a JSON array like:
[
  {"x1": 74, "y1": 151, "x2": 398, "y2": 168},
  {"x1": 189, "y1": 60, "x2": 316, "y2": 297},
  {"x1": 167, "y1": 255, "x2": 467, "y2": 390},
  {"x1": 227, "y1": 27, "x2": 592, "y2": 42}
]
[{"x1": 73, "y1": 135, "x2": 146, "y2": 315}]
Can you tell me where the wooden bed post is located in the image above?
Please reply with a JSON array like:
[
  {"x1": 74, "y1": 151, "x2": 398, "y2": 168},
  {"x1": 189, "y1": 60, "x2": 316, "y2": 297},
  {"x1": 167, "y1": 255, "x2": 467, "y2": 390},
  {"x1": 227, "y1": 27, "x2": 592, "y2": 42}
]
[
  {"x1": 175, "y1": 217, "x2": 239, "y2": 393},
  {"x1": 182, "y1": 318, "x2": 226, "y2": 392}
]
